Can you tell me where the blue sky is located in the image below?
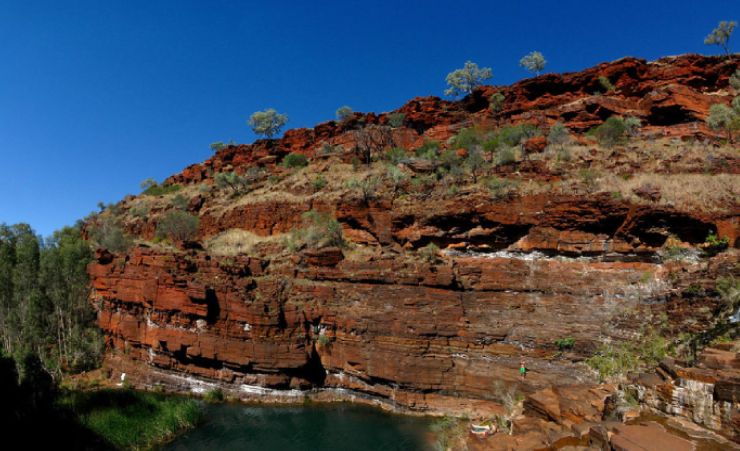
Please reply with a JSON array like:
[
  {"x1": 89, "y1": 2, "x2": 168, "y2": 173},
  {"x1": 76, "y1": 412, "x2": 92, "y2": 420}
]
[{"x1": 0, "y1": 0, "x2": 735, "y2": 237}]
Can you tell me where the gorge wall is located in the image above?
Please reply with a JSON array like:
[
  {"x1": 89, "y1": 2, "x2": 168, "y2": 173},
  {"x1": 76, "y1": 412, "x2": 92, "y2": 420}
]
[{"x1": 87, "y1": 54, "x2": 739, "y2": 446}]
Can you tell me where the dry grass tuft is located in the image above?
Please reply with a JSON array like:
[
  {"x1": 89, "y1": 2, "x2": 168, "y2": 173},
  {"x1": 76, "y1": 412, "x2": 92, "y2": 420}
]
[
  {"x1": 597, "y1": 173, "x2": 739, "y2": 213},
  {"x1": 205, "y1": 229, "x2": 279, "y2": 256}
]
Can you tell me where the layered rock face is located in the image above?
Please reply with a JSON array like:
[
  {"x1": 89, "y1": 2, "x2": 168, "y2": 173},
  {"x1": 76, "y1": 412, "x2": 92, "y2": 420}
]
[{"x1": 88, "y1": 54, "x2": 739, "y2": 444}]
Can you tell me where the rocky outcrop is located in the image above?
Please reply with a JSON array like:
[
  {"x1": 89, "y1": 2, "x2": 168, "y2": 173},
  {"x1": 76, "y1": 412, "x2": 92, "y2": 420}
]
[{"x1": 166, "y1": 54, "x2": 736, "y2": 186}]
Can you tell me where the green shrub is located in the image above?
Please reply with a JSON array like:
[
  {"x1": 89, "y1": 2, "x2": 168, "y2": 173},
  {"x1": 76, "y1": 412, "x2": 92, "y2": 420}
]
[
  {"x1": 418, "y1": 242, "x2": 440, "y2": 263},
  {"x1": 587, "y1": 329, "x2": 668, "y2": 381},
  {"x1": 210, "y1": 141, "x2": 226, "y2": 153},
  {"x1": 497, "y1": 147, "x2": 516, "y2": 165},
  {"x1": 415, "y1": 140, "x2": 440, "y2": 160},
  {"x1": 204, "y1": 388, "x2": 225, "y2": 403},
  {"x1": 214, "y1": 171, "x2": 254, "y2": 195},
  {"x1": 449, "y1": 127, "x2": 482, "y2": 150},
  {"x1": 143, "y1": 183, "x2": 182, "y2": 197},
  {"x1": 590, "y1": 117, "x2": 628, "y2": 147},
  {"x1": 387, "y1": 112, "x2": 406, "y2": 128},
  {"x1": 312, "y1": 175, "x2": 327, "y2": 192},
  {"x1": 88, "y1": 217, "x2": 133, "y2": 254},
  {"x1": 282, "y1": 152, "x2": 309, "y2": 169},
  {"x1": 346, "y1": 176, "x2": 380, "y2": 203},
  {"x1": 598, "y1": 76, "x2": 616, "y2": 93},
  {"x1": 171, "y1": 194, "x2": 189, "y2": 210},
  {"x1": 485, "y1": 176, "x2": 517, "y2": 199},
  {"x1": 547, "y1": 122, "x2": 570, "y2": 148},
  {"x1": 704, "y1": 232, "x2": 729, "y2": 253},
  {"x1": 156, "y1": 211, "x2": 199, "y2": 242},
  {"x1": 317, "y1": 334, "x2": 331, "y2": 346},
  {"x1": 554, "y1": 337, "x2": 575, "y2": 351},
  {"x1": 489, "y1": 92, "x2": 505, "y2": 113},
  {"x1": 384, "y1": 147, "x2": 407, "y2": 164},
  {"x1": 289, "y1": 210, "x2": 344, "y2": 250}
]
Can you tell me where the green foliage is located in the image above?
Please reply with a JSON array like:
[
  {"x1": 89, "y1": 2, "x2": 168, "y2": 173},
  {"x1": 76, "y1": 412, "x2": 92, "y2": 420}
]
[
  {"x1": 62, "y1": 389, "x2": 202, "y2": 449},
  {"x1": 204, "y1": 388, "x2": 225, "y2": 403},
  {"x1": 317, "y1": 334, "x2": 330, "y2": 346},
  {"x1": 215, "y1": 170, "x2": 259, "y2": 195},
  {"x1": 336, "y1": 105, "x2": 353, "y2": 121},
  {"x1": 247, "y1": 108, "x2": 288, "y2": 138},
  {"x1": 489, "y1": 92, "x2": 505, "y2": 113},
  {"x1": 519, "y1": 51, "x2": 546, "y2": 75},
  {"x1": 210, "y1": 141, "x2": 226, "y2": 153},
  {"x1": 387, "y1": 112, "x2": 406, "y2": 128},
  {"x1": 445, "y1": 60, "x2": 492, "y2": 97},
  {"x1": 346, "y1": 176, "x2": 380, "y2": 203},
  {"x1": 385, "y1": 165, "x2": 408, "y2": 196},
  {"x1": 449, "y1": 127, "x2": 483, "y2": 151},
  {"x1": 624, "y1": 116, "x2": 641, "y2": 136},
  {"x1": 430, "y1": 416, "x2": 466, "y2": 451},
  {"x1": 384, "y1": 147, "x2": 408, "y2": 164},
  {"x1": 282, "y1": 152, "x2": 309, "y2": 169},
  {"x1": 704, "y1": 20, "x2": 737, "y2": 56},
  {"x1": 547, "y1": 122, "x2": 570, "y2": 148},
  {"x1": 730, "y1": 69, "x2": 740, "y2": 91},
  {"x1": 707, "y1": 103, "x2": 739, "y2": 142},
  {"x1": 465, "y1": 148, "x2": 487, "y2": 182},
  {"x1": 415, "y1": 140, "x2": 441, "y2": 160},
  {"x1": 554, "y1": 337, "x2": 575, "y2": 351},
  {"x1": 142, "y1": 182, "x2": 182, "y2": 197},
  {"x1": 485, "y1": 176, "x2": 517, "y2": 199},
  {"x1": 156, "y1": 211, "x2": 199, "y2": 242},
  {"x1": 312, "y1": 175, "x2": 327, "y2": 192},
  {"x1": 598, "y1": 76, "x2": 616, "y2": 93},
  {"x1": 171, "y1": 193, "x2": 189, "y2": 210},
  {"x1": 88, "y1": 216, "x2": 133, "y2": 254},
  {"x1": 288, "y1": 210, "x2": 344, "y2": 250},
  {"x1": 587, "y1": 329, "x2": 668, "y2": 381},
  {"x1": 703, "y1": 232, "x2": 729, "y2": 255},
  {"x1": 716, "y1": 276, "x2": 739, "y2": 311},
  {"x1": 140, "y1": 178, "x2": 157, "y2": 191},
  {"x1": 497, "y1": 147, "x2": 516, "y2": 165},
  {"x1": 591, "y1": 116, "x2": 628, "y2": 147},
  {"x1": 418, "y1": 242, "x2": 440, "y2": 263},
  {"x1": 0, "y1": 224, "x2": 101, "y2": 375}
]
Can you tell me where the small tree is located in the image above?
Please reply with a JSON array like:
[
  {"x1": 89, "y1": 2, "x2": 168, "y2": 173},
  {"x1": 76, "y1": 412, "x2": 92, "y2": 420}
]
[
  {"x1": 156, "y1": 210, "x2": 199, "y2": 242},
  {"x1": 444, "y1": 61, "x2": 492, "y2": 97},
  {"x1": 210, "y1": 142, "x2": 226, "y2": 153},
  {"x1": 547, "y1": 122, "x2": 570, "y2": 150},
  {"x1": 519, "y1": 51, "x2": 546, "y2": 76},
  {"x1": 336, "y1": 106, "x2": 353, "y2": 121},
  {"x1": 385, "y1": 165, "x2": 408, "y2": 198},
  {"x1": 489, "y1": 92, "x2": 505, "y2": 114},
  {"x1": 707, "y1": 103, "x2": 739, "y2": 142},
  {"x1": 215, "y1": 172, "x2": 253, "y2": 195},
  {"x1": 248, "y1": 108, "x2": 288, "y2": 138},
  {"x1": 140, "y1": 178, "x2": 157, "y2": 191},
  {"x1": 465, "y1": 147, "x2": 486, "y2": 183},
  {"x1": 704, "y1": 20, "x2": 737, "y2": 57}
]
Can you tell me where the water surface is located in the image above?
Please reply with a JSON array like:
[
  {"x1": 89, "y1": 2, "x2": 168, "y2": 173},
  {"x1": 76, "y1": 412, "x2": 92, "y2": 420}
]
[{"x1": 166, "y1": 402, "x2": 432, "y2": 451}]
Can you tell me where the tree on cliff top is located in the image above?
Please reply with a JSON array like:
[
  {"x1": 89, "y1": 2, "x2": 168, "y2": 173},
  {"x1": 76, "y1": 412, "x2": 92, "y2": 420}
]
[
  {"x1": 445, "y1": 61, "x2": 492, "y2": 97},
  {"x1": 704, "y1": 20, "x2": 736, "y2": 57},
  {"x1": 520, "y1": 51, "x2": 547, "y2": 76},
  {"x1": 248, "y1": 108, "x2": 288, "y2": 139}
]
